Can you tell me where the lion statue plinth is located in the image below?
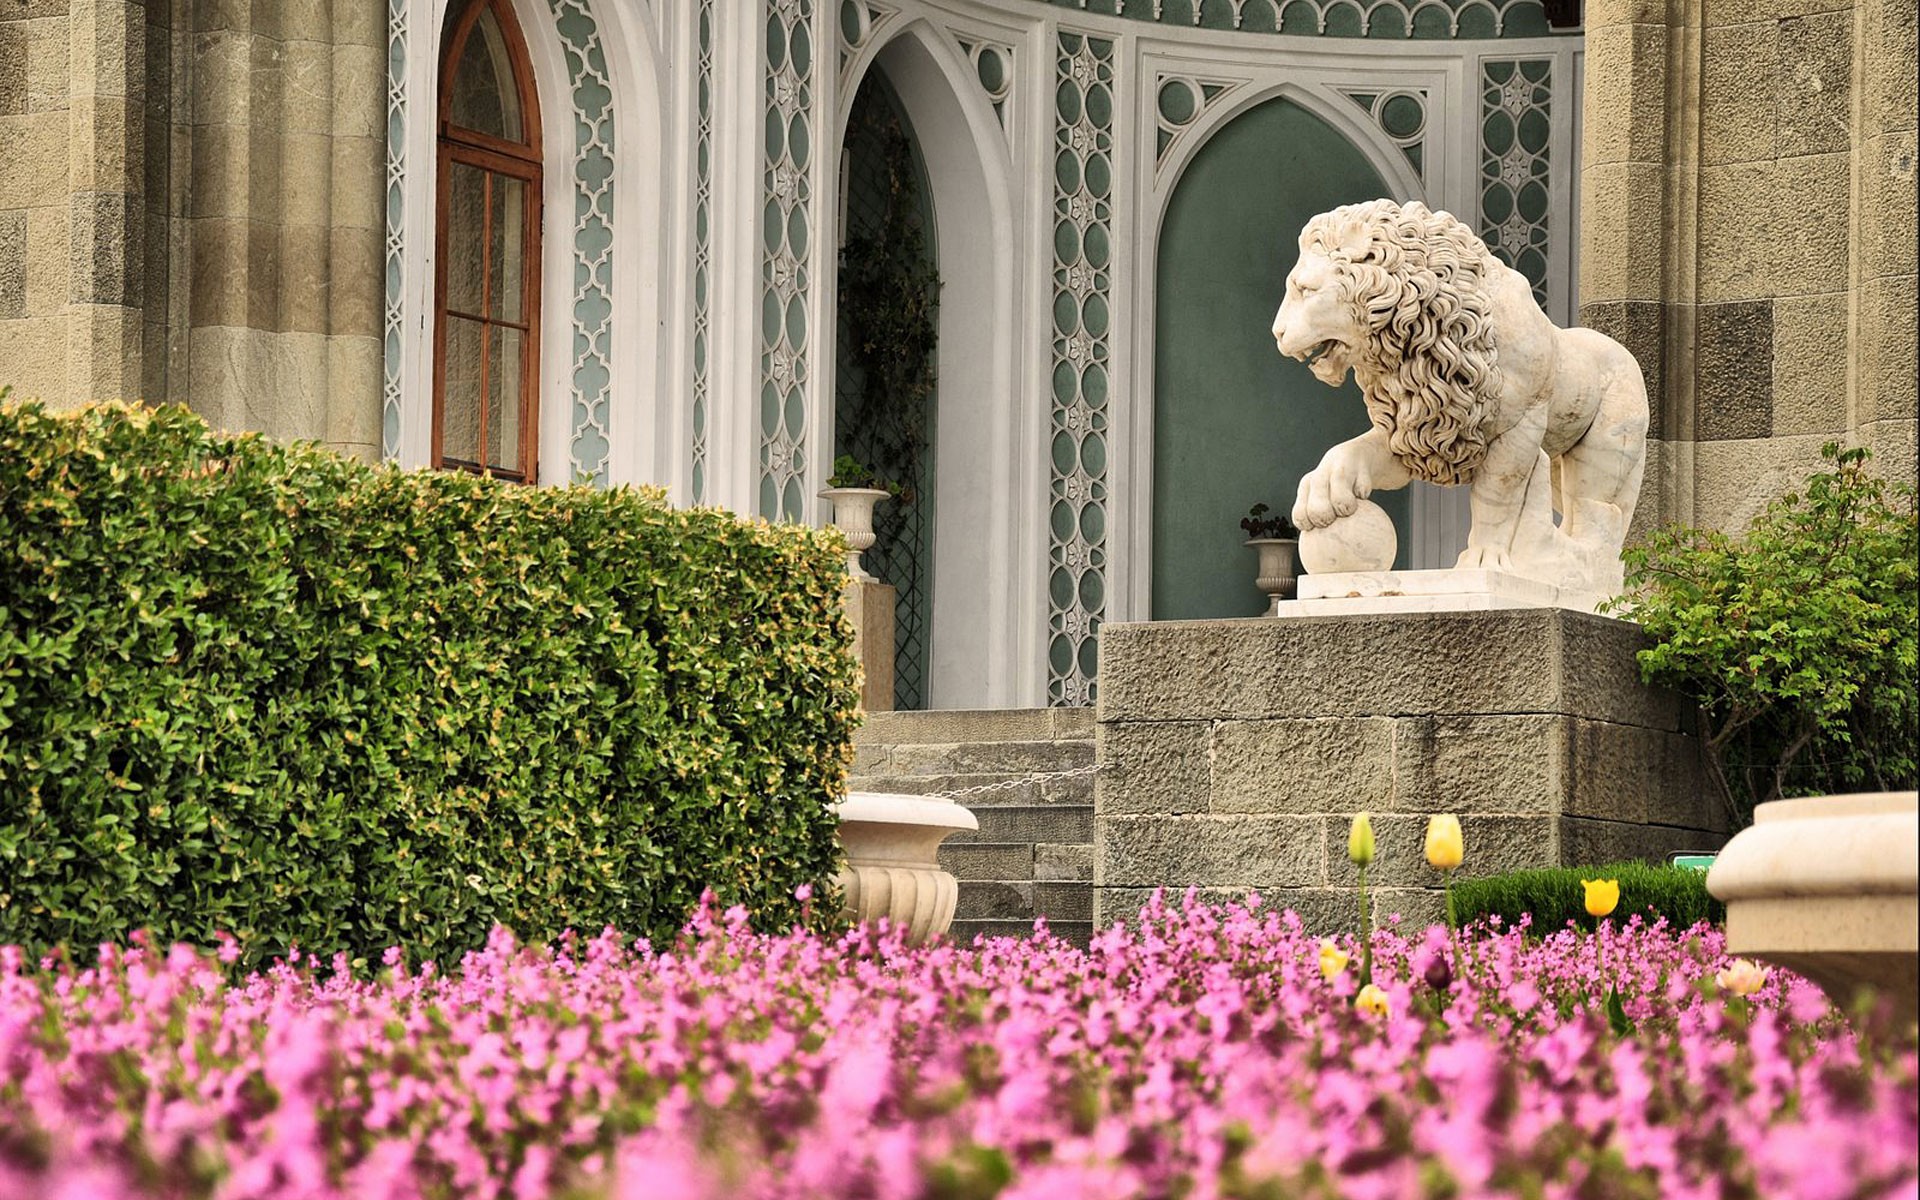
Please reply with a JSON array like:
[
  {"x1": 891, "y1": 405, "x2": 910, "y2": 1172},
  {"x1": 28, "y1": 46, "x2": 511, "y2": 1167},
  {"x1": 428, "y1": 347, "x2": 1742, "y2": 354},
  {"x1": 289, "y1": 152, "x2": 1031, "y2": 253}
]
[{"x1": 1271, "y1": 198, "x2": 1648, "y2": 598}]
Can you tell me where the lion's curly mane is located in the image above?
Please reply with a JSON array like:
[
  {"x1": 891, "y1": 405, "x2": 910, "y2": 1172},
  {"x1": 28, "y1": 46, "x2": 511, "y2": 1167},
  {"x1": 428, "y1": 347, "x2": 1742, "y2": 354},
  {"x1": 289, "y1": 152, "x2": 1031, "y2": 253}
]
[{"x1": 1302, "y1": 199, "x2": 1500, "y2": 486}]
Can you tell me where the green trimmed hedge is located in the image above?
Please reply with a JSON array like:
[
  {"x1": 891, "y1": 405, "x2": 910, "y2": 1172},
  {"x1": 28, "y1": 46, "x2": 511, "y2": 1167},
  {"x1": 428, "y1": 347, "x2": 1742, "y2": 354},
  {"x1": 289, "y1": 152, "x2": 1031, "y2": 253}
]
[
  {"x1": 0, "y1": 401, "x2": 860, "y2": 969},
  {"x1": 1453, "y1": 861, "x2": 1724, "y2": 934}
]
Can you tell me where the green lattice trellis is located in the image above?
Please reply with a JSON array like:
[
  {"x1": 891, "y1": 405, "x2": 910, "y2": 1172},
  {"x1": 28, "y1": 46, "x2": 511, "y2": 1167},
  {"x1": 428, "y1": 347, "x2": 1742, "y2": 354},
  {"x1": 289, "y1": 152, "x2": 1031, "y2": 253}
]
[{"x1": 761, "y1": 0, "x2": 817, "y2": 520}]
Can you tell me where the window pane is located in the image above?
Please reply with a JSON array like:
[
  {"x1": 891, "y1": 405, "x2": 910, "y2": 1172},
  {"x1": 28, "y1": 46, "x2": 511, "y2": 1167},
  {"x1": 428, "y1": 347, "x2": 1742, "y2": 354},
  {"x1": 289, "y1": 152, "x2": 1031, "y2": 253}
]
[
  {"x1": 442, "y1": 314, "x2": 484, "y2": 465},
  {"x1": 488, "y1": 326, "x2": 524, "y2": 475},
  {"x1": 450, "y1": 4, "x2": 523, "y2": 142},
  {"x1": 446, "y1": 162, "x2": 485, "y2": 315},
  {"x1": 489, "y1": 173, "x2": 526, "y2": 323}
]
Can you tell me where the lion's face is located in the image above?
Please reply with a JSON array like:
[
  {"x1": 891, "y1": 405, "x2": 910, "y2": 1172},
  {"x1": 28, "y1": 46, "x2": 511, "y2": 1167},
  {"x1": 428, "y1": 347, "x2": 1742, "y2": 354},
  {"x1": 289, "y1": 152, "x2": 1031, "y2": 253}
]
[{"x1": 1271, "y1": 247, "x2": 1363, "y2": 387}]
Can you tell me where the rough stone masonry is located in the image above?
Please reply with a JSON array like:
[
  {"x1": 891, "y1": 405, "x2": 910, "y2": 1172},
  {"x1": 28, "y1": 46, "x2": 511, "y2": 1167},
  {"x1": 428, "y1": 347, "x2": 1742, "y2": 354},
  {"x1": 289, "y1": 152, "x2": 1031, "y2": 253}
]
[{"x1": 1093, "y1": 607, "x2": 1732, "y2": 933}]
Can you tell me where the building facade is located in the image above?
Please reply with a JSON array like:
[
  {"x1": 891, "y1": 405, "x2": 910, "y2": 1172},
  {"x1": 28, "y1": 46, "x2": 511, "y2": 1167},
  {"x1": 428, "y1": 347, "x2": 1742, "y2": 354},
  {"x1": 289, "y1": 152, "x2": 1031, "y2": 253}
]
[{"x1": 1, "y1": 0, "x2": 1913, "y2": 710}]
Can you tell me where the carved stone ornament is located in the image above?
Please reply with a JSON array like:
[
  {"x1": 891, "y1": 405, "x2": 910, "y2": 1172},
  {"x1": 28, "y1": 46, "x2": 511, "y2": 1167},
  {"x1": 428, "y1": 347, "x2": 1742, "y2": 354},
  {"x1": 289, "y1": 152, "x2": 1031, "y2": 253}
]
[{"x1": 1272, "y1": 199, "x2": 1649, "y2": 600}]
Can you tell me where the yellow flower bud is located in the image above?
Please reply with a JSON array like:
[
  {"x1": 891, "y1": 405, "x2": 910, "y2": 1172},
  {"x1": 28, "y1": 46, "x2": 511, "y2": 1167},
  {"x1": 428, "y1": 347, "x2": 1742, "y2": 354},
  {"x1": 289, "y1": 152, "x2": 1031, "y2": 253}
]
[
  {"x1": 1318, "y1": 939, "x2": 1351, "y2": 981},
  {"x1": 1347, "y1": 812, "x2": 1376, "y2": 867},
  {"x1": 1355, "y1": 983, "x2": 1390, "y2": 1017},
  {"x1": 1423, "y1": 814, "x2": 1464, "y2": 871},
  {"x1": 1582, "y1": 878, "x2": 1620, "y2": 918},
  {"x1": 1715, "y1": 959, "x2": 1768, "y2": 997}
]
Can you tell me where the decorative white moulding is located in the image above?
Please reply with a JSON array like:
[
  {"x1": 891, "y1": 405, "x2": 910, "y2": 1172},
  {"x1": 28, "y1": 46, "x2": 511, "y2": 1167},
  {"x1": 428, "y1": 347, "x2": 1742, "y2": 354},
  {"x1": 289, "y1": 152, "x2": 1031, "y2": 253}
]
[
  {"x1": 1707, "y1": 792, "x2": 1919, "y2": 1021},
  {"x1": 836, "y1": 791, "x2": 978, "y2": 944},
  {"x1": 819, "y1": 487, "x2": 890, "y2": 582}
]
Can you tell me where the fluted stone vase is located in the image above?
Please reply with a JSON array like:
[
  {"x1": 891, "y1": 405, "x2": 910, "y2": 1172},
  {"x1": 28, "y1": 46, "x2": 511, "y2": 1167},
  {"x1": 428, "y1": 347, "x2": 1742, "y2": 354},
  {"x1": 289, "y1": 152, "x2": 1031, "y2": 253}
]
[
  {"x1": 1245, "y1": 537, "x2": 1299, "y2": 615},
  {"x1": 1708, "y1": 792, "x2": 1918, "y2": 1021},
  {"x1": 836, "y1": 791, "x2": 977, "y2": 943},
  {"x1": 819, "y1": 487, "x2": 890, "y2": 583}
]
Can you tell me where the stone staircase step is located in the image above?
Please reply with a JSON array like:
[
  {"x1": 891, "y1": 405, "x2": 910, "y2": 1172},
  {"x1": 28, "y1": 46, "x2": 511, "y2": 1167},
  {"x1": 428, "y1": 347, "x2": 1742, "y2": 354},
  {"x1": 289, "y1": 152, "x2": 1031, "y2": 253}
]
[
  {"x1": 846, "y1": 770, "x2": 1094, "y2": 807},
  {"x1": 955, "y1": 882, "x2": 1094, "y2": 922},
  {"x1": 947, "y1": 918, "x2": 1093, "y2": 949},
  {"x1": 957, "y1": 880, "x2": 1033, "y2": 919},
  {"x1": 945, "y1": 804, "x2": 1093, "y2": 845},
  {"x1": 853, "y1": 738, "x2": 1093, "y2": 780},
  {"x1": 856, "y1": 708, "x2": 1094, "y2": 747},
  {"x1": 938, "y1": 841, "x2": 1034, "y2": 882},
  {"x1": 853, "y1": 708, "x2": 1097, "y2": 949},
  {"x1": 1034, "y1": 882, "x2": 1093, "y2": 922},
  {"x1": 1034, "y1": 842, "x2": 1093, "y2": 882}
]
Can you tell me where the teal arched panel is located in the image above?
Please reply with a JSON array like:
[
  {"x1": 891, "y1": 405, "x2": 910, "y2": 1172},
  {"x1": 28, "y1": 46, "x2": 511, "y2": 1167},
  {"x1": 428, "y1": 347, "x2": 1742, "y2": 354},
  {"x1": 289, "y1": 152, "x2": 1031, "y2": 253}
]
[{"x1": 1152, "y1": 96, "x2": 1409, "y2": 621}]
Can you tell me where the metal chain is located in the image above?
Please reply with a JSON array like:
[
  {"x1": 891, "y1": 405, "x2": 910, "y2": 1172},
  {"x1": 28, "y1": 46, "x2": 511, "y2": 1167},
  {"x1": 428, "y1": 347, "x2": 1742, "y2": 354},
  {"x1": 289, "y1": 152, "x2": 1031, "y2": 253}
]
[{"x1": 931, "y1": 760, "x2": 1106, "y2": 802}]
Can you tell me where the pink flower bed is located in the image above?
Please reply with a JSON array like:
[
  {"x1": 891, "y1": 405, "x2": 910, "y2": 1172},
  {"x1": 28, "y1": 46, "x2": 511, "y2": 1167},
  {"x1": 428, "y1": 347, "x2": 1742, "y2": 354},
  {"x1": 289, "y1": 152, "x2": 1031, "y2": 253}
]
[{"x1": 1, "y1": 893, "x2": 1914, "y2": 1200}]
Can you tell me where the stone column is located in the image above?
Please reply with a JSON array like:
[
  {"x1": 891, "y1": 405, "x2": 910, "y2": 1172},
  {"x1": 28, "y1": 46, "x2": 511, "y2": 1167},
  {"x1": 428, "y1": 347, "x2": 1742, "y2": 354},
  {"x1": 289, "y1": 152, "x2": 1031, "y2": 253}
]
[
  {"x1": 1854, "y1": 0, "x2": 1918, "y2": 474},
  {"x1": 184, "y1": 0, "x2": 385, "y2": 460},
  {"x1": 0, "y1": 2, "x2": 80, "y2": 405},
  {"x1": 66, "y1": 0, "x2": 147, "y2": 402}
]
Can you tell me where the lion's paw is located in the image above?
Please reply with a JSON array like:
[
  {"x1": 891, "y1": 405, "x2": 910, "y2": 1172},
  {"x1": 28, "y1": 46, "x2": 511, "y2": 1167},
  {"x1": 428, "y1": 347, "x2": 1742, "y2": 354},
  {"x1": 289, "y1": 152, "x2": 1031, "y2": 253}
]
[{"x1": 1455, "y1": 546, "x2": 1513, "y2": 573}]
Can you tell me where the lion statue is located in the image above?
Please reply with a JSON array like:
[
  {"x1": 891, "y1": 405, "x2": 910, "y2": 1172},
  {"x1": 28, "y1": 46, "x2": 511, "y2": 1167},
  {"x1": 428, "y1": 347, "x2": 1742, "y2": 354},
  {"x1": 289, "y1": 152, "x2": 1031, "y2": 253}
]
[{"x1": 1271, "y1": 198, "x2": 1648, "y2": 597}]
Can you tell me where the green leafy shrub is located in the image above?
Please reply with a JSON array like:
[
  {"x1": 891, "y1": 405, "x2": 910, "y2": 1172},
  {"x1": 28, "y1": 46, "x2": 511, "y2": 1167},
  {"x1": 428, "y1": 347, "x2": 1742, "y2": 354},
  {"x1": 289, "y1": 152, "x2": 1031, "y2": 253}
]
[
  {"x1": 1453, "y1": 862, "x2": 1723, "y2": 933},
  {"x1": 0, "y1": 400, "x2": 860, "y2": 970},
  {"x1": 1610, "y1": 444, "x2": 1917, "y2": 826}
]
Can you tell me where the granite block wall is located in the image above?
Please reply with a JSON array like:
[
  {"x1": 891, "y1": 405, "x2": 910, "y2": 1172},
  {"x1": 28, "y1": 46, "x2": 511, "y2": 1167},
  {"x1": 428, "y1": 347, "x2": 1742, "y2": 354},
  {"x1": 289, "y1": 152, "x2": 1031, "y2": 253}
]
[
  {"x1": 1094, "y1": 610, "x2": 1733, "y2": 933},
  {"x1": 1580, "y1": 0, "x2": 1917, "y2": 539}
]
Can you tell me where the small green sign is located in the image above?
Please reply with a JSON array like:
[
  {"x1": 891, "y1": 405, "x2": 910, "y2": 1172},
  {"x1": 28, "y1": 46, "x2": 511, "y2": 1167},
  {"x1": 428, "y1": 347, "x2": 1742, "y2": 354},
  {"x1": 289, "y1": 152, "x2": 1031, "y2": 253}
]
[{"x1": 1670, "y1": 854, "x2": 1717, "y2": 872}]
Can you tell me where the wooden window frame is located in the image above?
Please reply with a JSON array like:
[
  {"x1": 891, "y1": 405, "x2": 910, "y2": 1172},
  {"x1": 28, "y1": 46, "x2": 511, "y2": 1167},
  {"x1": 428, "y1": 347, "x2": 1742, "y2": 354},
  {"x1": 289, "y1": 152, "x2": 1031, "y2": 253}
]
[{"x1": 433, "y1": 0, "x2": 544, "y2": 484}]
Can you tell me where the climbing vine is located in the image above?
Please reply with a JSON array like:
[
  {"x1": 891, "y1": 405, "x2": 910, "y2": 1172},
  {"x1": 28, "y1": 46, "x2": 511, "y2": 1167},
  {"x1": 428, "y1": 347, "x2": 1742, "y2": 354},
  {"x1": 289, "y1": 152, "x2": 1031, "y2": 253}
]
[{"x1": 837, "y1": 98, "x2": 941, "y2": 507}]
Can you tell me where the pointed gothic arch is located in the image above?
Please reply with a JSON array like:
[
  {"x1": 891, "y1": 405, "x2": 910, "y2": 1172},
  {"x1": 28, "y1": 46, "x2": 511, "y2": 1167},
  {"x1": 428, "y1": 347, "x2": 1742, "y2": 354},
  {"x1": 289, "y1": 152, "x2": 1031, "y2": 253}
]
[{"x1": 831, "y1": 22, "x2": 1042, "y2": 708}]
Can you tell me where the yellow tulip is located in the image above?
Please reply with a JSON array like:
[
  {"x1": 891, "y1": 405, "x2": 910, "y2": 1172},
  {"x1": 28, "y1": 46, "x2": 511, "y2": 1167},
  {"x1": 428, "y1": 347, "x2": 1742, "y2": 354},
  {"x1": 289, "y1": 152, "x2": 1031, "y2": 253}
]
[
  {"x1": 1347, "y1": 812, "x2": 1376, "y2": 867},
  {"x1": 1583, "y1": 878, "x2": 1620, "y2": 918},
  {"x1": 1355, "y1": 983, "x2": 1390, "y2": 1017},
  {"x1": 1318, "y1": 939, "x2": 1351, "y2": 981},
  {"x1": 1424, "y1": 814, "x2": 1464, "y2": 871},
  {"x1": 1716, "y1": 959, "x2": 1769, "y2": 997}
]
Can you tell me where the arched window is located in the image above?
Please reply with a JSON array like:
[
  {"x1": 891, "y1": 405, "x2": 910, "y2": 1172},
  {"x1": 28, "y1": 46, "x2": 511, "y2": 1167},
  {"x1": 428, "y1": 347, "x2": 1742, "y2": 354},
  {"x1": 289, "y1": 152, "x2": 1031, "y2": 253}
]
[{"x1": 435, "y1": 0, "x2": 542, "y2": 482}]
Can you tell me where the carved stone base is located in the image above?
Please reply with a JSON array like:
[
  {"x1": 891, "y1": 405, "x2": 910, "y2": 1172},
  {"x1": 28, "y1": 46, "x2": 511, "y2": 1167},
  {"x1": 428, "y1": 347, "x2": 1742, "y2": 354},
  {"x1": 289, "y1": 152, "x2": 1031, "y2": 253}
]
[
  {"x1": 837, "y1": 791, "x2": 978, "y2": 943},
  {"x1": 1279, "y1": 567, "x2": 1607, "y2": 616}
]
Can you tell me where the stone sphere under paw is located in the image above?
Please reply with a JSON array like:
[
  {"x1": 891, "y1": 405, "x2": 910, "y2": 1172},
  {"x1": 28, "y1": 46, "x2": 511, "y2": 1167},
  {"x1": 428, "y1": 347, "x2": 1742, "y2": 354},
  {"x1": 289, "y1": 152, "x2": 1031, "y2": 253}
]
[{"x1": 1298, "y1": 500, "x2": 1398, "y2": 574}]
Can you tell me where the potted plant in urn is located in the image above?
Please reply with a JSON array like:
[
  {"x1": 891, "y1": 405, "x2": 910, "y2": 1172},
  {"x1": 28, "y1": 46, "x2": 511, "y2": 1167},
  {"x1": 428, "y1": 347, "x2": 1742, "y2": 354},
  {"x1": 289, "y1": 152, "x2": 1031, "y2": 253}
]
[
  {"x1": 1241, "y1": 502, "x2": 1301, "y2": 615},
  {"x1": 821, "y1": 454, "x2": 900, "y2": 582}
]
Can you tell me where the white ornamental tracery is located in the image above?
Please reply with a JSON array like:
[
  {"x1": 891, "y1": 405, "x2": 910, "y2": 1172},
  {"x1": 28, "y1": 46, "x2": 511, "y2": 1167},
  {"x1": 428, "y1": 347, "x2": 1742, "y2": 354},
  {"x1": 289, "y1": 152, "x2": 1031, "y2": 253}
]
[
  {"x1": 689, "y1": 0, "x2": 715, "y2": 502},
  {"x1": 759, "y1": 0, "x2": 818, "y2": 520},
  {"x1": 1048, "y1": 30, "x2": 1116, "y2": 708},
  {"x1": 546, "y1": 0, "x2": 617, "y2": 485}
]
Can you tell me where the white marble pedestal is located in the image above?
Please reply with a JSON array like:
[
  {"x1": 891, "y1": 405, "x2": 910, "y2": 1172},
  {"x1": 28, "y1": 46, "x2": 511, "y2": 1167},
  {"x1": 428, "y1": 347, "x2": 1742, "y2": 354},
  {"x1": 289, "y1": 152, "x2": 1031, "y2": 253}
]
[{"x1": 1272, "y1": 568, "x2": 1608, "y2": 618}]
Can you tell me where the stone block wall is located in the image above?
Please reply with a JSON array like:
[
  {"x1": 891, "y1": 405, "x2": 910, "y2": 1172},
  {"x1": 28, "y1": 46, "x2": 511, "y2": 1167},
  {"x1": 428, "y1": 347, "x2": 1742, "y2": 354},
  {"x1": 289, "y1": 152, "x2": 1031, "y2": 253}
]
[
  {"x1": 0, "y1": 0, "x2": 385, "y2": 462},
  {"x1": 1093, "y1": 610, "x2": 1732, "y2": 933},
  {"x1": 1580, "y1": 0, "x2": 1917, "y2": 538}
]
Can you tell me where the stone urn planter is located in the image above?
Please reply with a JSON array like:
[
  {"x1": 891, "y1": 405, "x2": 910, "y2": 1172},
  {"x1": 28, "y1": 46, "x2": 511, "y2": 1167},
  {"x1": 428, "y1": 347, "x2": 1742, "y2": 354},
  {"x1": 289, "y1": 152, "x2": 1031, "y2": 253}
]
[
  {"x1": 1246, "y1": 537, "x2": 1300, "y2": 615},
  {"x1": 819, "y1": 487, "x2": 890, "y2": 582},
  {"x1": 1707, "y1": 791, "x2": 1918, "y2": 1021},
  {"x1": 836, "y1": 791, "x2": 978, "y2": 943}
]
